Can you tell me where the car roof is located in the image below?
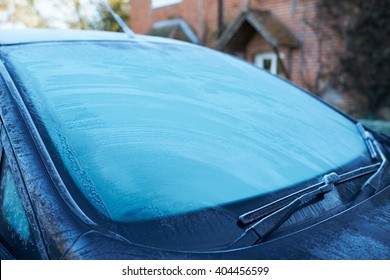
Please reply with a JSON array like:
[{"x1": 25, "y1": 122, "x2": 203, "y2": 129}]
[{"x1": 0, "y1": 28, "x2": 190, "y2": 46}]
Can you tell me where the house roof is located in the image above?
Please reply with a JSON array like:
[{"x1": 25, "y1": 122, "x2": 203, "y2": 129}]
[
  {"x1": 147, "y1": 19, "x2": 199, "y2": 44},
  {"x1": 218, "y1": 9, "x2": 300, "y2": 51}
]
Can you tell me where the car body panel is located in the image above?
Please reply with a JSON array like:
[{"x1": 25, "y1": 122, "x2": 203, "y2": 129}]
[{"x1": 62, "y1": 183, "x2": 390, "y2": 260}]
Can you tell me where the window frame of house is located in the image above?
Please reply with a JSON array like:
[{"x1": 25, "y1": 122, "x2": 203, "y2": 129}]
[
  {"x1": 254, "y1": 52, "x2": 285, "y2": 75},
  {"x1": 151, "y1": 0, "x2": 182, "y2": 9}
]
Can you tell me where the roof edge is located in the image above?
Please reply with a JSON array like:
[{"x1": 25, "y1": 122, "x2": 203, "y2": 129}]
[{"x1": 217, "y1": 9, "x2": 300, "y2": 51}]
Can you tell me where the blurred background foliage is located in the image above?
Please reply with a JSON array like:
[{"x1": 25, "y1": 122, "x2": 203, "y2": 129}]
[
  {"x1": 0, "y1": 0, "x2": 130, "y2": 31},
  {"x1": 315, "y1": 0, "x2": 390, "y2": 118}
]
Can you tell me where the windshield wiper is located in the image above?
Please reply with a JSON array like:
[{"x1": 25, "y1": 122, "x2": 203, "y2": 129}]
[
  {"x1": 229, "y1": 172, "x2": 341, "y2": 249},
  {"x1": 230, "y1": 123, "x2": 386, "y2": 249},
  {"x1": 238, "y1": 162, "x2": 381, "y2": 226}
]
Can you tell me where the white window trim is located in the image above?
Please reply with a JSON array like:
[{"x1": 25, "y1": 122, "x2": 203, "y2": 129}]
[
  {"x1": 254, "y1": 52, "x2": 284, "y2": 75},
  {"x1": 151, "y1": 0, "x2": 182, "y2": 9}
]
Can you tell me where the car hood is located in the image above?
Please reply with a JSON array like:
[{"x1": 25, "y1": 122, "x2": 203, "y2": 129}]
[{"x1": 62, "y1": 184, "x2": 390, "y2": 260}]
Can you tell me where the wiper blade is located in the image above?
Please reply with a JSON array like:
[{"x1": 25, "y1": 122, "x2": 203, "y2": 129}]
[
  {"x1": 229, "y1": 172, "x2": 341, "y2": 249},
  {"x1": 239, "y1": 163, "x2": 381, "y2": 225}
]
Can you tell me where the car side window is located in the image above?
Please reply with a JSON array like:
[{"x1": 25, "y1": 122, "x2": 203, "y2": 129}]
[
  {"x1": 1, "y1": 152, "x2": 30, "y2": 239},
  {"x1": 0, "y1": 149, "x2": 40, "y2": 259}
]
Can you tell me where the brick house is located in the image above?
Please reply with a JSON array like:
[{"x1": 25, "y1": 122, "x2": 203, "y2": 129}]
[{"x1": 130, "y1": 0, "x2": 354, "y2": 114}]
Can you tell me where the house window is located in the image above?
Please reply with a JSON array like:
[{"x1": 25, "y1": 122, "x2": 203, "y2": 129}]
[
  {"x1": 151, "y1": 0, "x2": 182, "y2": 9},
  {"x1": 254, "y1": 52, "x2": 284, "y2": 75}
]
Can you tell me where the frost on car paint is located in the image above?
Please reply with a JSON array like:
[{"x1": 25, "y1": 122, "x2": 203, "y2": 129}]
[{"x1": 1, "y1": 41, "x2": 366, "y2": 222}]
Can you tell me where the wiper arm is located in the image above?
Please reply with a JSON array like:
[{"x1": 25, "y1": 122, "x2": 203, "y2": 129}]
[
  {"x1": 239, "y1": 163, "x2": 381, "y2": 225},
  {"x1": 229, "y1": 172, "x2": 341, "y2": 249},
  {"x1": 351, "y1": 137, "x2": 388, "y2": 205},
  {"x1": 357, "y1": 122, "x2": 378, "y2": 160}
]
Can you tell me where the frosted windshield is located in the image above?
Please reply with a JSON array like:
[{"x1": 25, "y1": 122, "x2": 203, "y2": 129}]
[{"x1": 2, "y1": 40, "x2": 366, "y2": 222}]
